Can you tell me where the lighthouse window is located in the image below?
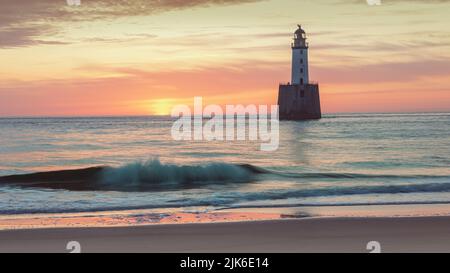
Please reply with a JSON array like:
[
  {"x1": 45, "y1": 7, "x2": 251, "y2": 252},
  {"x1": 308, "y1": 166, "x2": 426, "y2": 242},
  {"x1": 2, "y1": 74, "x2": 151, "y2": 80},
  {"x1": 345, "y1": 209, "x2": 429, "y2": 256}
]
[
  {"x1": 300, "y1": 68, "x2": 304, "y2": 73},
  {"x1": 300, "y1": 90, "x2": 305, "y2": 98},
  {"x1": 300, "y1": 59, "x2": 303, "y2": 64}
]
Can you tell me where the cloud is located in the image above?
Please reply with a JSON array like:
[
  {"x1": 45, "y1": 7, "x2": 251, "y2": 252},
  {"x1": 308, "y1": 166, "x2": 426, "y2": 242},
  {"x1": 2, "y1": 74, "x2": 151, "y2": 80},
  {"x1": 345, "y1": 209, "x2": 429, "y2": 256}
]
[
  {"x1": 314, "y1": 40, "x2": 450, "y2": 52},
  {"x1": 0, "y1": 0, "x2": 264, "y2": 48},
  {"x1": 2, "y1": 57, "x2": 450, "y2": 115},
  {"x1": 0, "y1": 59, "x2": 286, "y2": 115},
  {"x1": 0, "y1": 0, "x2": 264, "y2": 25},
  {"x1": 0, "y1": 25, "x2": 70, "y2": 48},
  {"x1": 312, "y1": 59, "x2": 450, "y2": 84}
]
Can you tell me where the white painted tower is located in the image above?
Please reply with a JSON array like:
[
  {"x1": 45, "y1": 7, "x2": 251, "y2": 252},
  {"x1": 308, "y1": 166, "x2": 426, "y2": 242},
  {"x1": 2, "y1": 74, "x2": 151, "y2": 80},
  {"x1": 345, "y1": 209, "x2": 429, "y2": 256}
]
[
  {"x1": 291, "y1": 25, "x2": 309, "y2": 85},
  {"x1": 278, "y1": 25, "x2": 321, "y2": 120}
]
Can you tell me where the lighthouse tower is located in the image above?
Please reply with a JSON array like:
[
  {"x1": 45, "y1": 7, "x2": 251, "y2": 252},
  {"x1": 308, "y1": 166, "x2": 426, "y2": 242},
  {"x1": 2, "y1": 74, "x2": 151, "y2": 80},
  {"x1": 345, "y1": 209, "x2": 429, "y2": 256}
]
[
  {"x1": 291, "y1": 25, "x2": 309, "y2": 85},
  {"x1": 278, "y1": 25, "x2": 321, "y2": 120}
]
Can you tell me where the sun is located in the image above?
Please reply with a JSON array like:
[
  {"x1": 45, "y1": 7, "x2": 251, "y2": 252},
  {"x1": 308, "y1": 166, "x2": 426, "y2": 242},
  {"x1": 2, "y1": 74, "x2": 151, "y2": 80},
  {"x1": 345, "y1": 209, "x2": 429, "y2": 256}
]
[{"x1": 150, "y1": 99, "x2": 176, "y2": 116}]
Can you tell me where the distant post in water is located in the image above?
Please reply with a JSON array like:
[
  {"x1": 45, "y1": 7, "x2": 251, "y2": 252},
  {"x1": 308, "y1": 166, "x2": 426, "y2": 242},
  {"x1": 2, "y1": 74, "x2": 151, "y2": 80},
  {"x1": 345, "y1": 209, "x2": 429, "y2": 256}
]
[{"x1": 278, "y1": 25, "x2": 322, "y2": 120}]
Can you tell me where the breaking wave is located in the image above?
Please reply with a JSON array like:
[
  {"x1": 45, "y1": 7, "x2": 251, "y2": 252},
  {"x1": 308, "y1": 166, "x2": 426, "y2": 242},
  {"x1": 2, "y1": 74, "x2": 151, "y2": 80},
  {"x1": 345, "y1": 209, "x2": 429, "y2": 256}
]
[
  {"x1": 0, "y1": 160, "x2": 262, "y2": 192},
  {"x1": 1, "y1": 160, "x2": 450, "y2": 194},
  {"x1": 98, "y1": 160, "x2": 259, "y2": 191}
]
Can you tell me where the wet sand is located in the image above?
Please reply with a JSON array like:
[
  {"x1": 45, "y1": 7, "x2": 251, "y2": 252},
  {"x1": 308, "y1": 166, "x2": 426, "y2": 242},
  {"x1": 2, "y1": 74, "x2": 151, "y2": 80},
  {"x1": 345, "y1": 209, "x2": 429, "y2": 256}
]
[{"x1": 1, "y1": 216, "x2": 450, "y2": 253}]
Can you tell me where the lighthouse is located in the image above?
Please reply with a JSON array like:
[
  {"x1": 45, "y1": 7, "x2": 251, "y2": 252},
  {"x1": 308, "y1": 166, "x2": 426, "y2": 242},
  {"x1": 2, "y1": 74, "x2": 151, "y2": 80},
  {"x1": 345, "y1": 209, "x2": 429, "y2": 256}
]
[{"x1": 278, "y1": 25, "x2": 321, "y2": 120}]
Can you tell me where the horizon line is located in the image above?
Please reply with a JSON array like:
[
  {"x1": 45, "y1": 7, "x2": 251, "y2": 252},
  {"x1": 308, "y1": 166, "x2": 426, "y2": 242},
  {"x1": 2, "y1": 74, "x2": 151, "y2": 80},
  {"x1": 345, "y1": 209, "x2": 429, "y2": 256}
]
[{"x1": 1, "y1": 111, "x2": 449, "y2": 119}]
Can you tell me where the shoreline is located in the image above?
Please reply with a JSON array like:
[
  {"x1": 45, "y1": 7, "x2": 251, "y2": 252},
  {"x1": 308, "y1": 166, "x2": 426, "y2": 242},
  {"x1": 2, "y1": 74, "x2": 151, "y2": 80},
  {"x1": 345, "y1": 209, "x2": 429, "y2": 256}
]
[
  {"x1": 2, "y1": 203, "x2": 450, "y2": 231},
  {"x1": 2, "y1": 216, "x2": 450, "y2": 253}
]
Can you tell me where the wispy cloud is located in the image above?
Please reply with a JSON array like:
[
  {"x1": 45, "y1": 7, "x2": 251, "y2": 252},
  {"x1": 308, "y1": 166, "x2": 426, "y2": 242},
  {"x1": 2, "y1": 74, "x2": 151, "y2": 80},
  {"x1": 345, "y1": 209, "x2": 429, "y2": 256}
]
[
  {"x1": 0, "y1": 0, "x2": 264, "y2": 25},
  {"x1": 313, "y1": 59, "x2": 450, "y2": 84},
  {"x1": 0, "y1": 59, "x2": 285, "y2": 115},
  {"x1": 0, "y1": 0, "x2": 264, "y2": 48},
  {"x1": 0, "y1": 25, "x2": 70, "y2": 48}
]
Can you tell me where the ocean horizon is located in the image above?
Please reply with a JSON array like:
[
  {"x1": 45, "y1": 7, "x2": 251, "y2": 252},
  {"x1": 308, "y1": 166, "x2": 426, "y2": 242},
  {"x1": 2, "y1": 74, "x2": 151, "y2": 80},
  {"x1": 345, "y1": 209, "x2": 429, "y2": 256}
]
[{"x1": 1, "y1": 111, "x2": 449, "y2": 119}]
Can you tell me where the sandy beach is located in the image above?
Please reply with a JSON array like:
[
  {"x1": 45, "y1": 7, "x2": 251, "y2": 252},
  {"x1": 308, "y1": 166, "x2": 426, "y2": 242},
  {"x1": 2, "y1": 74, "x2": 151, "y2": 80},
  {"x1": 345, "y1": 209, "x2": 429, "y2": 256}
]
[{"x1": 1, "y1": 216, "x2": 450, "y2": 253}]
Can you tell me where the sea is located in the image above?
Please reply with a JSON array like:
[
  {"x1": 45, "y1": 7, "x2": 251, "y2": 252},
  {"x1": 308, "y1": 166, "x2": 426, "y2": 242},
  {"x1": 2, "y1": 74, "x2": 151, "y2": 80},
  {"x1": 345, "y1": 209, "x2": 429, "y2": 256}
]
[{"x1": 0, "y1": 113, "x2": 449, "y2": 215}]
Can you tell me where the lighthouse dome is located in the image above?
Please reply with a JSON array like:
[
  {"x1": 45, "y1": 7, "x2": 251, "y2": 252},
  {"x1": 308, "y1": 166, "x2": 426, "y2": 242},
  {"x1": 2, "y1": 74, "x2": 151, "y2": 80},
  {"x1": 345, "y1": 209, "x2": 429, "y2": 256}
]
[{"x1": 295, "y1": 25, "x2": 305, "y2": 35}]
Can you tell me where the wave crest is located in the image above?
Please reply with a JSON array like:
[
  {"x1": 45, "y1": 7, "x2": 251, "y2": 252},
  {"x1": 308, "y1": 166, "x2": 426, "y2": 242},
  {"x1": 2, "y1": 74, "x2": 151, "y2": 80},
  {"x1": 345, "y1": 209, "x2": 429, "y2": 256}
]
[{"x1": 99, "y1": 160, "x2": 255, "y2": 191}]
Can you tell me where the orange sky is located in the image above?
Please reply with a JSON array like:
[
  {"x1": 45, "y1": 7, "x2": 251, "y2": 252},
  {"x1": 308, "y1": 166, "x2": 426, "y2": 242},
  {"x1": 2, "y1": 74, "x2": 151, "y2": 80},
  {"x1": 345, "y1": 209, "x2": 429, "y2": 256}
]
[{"x1": 0, "y1": 0, "x2": 450, "y2": 116}]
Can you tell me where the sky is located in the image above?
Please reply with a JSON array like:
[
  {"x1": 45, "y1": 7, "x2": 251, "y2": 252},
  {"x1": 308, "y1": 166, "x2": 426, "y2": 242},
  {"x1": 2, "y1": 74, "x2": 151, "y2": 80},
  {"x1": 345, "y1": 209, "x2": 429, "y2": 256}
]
[{"x1": 0, "y1": 0, "x2": 450, "y2": 116}]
